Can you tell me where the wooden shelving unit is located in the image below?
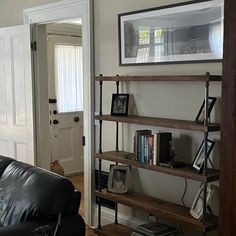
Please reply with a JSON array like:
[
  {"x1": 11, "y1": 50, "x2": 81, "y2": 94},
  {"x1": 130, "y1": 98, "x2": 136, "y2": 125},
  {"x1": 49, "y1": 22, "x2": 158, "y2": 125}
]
[
  {"x1": 95, "y1": 151, "x2": 219, "y2": 183},
  {"x1": 95, "y1": 115, "x2": 220, "y2": 132},
  {"x1": 95, "y1": 189, "x2": 218, "y2": 232},
  {"x1": 95, "y1": 75, "x2": 221, "y2": 82},
  {"x1": 95, "y1": 74, "x2": 221, "y2": 236}
]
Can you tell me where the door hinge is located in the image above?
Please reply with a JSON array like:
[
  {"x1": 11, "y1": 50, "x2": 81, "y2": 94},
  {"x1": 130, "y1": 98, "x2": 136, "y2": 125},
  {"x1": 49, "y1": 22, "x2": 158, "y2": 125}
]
[
  {"x1": 31, "y1": 41, "x2": 37, "y2": 51},
  {"x1": 82, "y1": 136, "x2": 86, "y2": 146}
]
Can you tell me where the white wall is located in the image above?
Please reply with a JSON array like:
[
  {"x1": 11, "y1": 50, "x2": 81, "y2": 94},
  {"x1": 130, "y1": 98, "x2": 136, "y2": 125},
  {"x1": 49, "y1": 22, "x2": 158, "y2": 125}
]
[
  {"x1": 0, "y1": 0, "x2": 58, "y2": 27},
  {"x1": 94, "y1": 1, "x2": 221, "y2": 235}
]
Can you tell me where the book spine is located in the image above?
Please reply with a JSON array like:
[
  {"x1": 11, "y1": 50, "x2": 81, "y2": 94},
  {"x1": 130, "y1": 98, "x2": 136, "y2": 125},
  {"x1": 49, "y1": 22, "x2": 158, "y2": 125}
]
[
  {"x1": 147, "y1": 135, "x2": 154, "y2": 165},
  {"x1": 144, "y1": 136, "x2": 149, "y2": 164},
  {"x1": 153, "y1": 133, "x2": 157, "y2": 165},
  {"x1": 141, "y1": 135, "x2": 145, "y2": 163}
]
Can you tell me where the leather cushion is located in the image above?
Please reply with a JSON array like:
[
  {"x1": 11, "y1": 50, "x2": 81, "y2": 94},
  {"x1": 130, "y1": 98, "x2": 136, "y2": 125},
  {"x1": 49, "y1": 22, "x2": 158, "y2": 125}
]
[
  {"x1": 0, "y1": 156, "x2": 14, "y2": 178},
  {"x1": 0, "y1": 161, "x2": 75, "y2": 226}
]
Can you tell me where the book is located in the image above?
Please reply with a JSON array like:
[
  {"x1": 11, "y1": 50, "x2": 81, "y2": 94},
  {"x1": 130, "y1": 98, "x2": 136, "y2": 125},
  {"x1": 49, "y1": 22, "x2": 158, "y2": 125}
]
[
  {"x1": 134, "y1": 222, "x2": 177, "y2": 236},
  {"x1": 153, "y1": 132, "x2": 172, "y2": 164},
  {"x1": 134, "y1": 130, "x2": 152, "y2": 161},
  {"x1": 147, "y1": 135, "x2": 154, "y2": 165},
  {"x1": 153, "y1": 133, "x2": 159, "y2": 165}
]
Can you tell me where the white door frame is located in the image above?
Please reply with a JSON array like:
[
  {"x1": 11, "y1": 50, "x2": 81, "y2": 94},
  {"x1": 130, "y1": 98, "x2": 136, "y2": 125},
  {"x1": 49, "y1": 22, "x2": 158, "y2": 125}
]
[{"x1": 23, "y1": 0, "x2": 94, "y2": 225}]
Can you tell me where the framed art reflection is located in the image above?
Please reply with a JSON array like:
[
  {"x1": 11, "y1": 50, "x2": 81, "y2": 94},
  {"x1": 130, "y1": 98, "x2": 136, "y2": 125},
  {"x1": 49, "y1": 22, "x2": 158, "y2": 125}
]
[{"x1": 118, "y1": 0, "x2": 224, "y2": 65}]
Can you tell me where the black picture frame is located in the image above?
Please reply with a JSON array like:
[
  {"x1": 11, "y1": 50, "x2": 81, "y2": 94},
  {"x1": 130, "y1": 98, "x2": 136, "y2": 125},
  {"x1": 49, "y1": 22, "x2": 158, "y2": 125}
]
[
  {"x1": 118, "y1": 0, "x2": 224, "y2": 66},
  {"x1": 111, "y1": 94, "x2": 129, "y2": 116},
  {"x1": 192, "y1": 139, "x2": 215, "y2": 173},
  {"x1": 190, "y1": 184, "x2": 214, "y2": 219},
  {"x1": 107, "y1": 165, "x2": 131, "y2": 194},
  {"x1": 195, "y1": 97, "x2": 217, "y2": 124}
]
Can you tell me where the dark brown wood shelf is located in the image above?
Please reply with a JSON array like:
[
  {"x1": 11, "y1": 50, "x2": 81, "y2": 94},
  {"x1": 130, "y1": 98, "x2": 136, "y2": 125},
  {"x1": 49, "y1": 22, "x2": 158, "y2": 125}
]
[
  {"x1": 95, "y1": 75, "x2": 221, "y2": 82},
  {"x1": 94, "y1": 223, "x2": 133, "y2": 236},
  {"x1": 95, "y1": 115, "x2": 220, "y2": 132},
  {"x1": 95, "y1": 190, "x2": 218, "y2": 232},
  {"x1": 95, "y1": 151, "x2": 219, "y2": 183}
]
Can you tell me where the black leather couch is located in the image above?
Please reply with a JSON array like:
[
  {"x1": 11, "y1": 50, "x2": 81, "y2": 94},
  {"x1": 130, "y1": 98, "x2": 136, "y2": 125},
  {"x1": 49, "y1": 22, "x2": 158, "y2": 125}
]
[{"x1": 0, "y1": 155, "x2": 85, "y2": 236}]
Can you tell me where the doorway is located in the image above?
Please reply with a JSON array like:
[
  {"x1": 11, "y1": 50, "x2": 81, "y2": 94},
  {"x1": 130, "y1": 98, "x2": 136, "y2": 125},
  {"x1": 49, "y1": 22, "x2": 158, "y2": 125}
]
[
  {"x1": 24, "y1": 0, "x2": 94, "y2": 226},
  {"x1": 47, "y1": 22, "x2": 84, "y2": 175}
]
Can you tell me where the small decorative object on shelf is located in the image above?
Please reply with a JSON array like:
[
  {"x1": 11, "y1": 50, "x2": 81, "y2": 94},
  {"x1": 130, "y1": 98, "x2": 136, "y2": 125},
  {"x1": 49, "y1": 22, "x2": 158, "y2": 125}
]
[
  {"x1": 192, "y1": 139, "x2": 215, "y2": 173},
  {"x1": 107, "y1": 165, "x2": 131, "y2": 194},
  {"x1": 132, "y1": 221, "x2": 177, "y2": 236},
  {"x1": 111, "y1": 93, "x2": 129, "y2": 116},
  {"x1": 190, "y1": 184, "x2": 214, "y2": 220},
  {"x1": 159, "y1": 141, "x2": 186, "y2": 169},
  {"x1": 195, "y1": 97, "x2": 217, "y2": 124}
]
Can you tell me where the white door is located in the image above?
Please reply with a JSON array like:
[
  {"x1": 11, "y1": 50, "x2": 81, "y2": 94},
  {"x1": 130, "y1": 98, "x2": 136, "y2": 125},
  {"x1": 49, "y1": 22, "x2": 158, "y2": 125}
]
[
  {"x1": 47, "y1": 34, "x2": 84, "y2": 175},
  {"x1": 0, "y1": 25, "x2": 35, "y2": 165}
]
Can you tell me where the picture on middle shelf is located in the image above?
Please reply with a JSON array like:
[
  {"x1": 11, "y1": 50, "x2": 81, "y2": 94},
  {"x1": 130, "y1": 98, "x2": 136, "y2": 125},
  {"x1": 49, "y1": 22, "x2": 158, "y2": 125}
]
[{"x1": 192, "y1": 139, "x2": 215, "y2": 173}]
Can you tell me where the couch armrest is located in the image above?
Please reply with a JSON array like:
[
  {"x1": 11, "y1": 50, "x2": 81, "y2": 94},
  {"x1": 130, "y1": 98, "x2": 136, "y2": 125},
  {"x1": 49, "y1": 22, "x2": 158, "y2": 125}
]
[{"x1": 0, "y1": 214, "x2": 85, "y2": 236}]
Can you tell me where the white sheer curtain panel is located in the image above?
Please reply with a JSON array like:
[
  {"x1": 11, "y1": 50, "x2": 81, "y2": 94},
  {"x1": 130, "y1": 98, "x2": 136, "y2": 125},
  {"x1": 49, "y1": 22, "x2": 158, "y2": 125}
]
[{"x1": 55, "y1": 45, "x2": 83, "y2": 113}]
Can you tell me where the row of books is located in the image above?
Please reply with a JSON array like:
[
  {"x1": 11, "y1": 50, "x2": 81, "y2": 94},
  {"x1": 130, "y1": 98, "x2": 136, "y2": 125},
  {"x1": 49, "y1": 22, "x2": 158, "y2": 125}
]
[
  {"x1": 131, "y1": 222, "x2": 177, "y2": 236},
  {"x1": 134, "y1": 130, "x2": 172, "y2": 165}
]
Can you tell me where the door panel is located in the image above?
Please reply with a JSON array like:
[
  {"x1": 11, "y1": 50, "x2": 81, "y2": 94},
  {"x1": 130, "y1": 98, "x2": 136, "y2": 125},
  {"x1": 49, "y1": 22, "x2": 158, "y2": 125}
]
[
  {"x1": 48, "y1": 31, "x2": 83, "y2": 174},
  {"x1": 50, "y1": 107, "x2": 84, "y2": 174},
  {"x1": 0, "y1": 25, "x2": 35, "y2": 164}
]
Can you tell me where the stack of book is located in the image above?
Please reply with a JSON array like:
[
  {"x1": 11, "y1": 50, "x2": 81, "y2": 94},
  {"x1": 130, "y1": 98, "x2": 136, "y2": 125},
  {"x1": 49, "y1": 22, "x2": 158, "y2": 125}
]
[
  {"x1": 134, "y1": 130, "x2": 172, "y2": 165},
  {"x1": 131, "y1": 222, "x2": 177, "y2": 236}
]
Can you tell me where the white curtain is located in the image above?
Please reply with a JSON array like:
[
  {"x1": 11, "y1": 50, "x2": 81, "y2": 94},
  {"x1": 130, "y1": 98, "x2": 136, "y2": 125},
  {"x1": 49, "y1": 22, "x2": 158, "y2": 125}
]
[{"x1": 55, "y1": 44, "x2": 83, "y2": 113}]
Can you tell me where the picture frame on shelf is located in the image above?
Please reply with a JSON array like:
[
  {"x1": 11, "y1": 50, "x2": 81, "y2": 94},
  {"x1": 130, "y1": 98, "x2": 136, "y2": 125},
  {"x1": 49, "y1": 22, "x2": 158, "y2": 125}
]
[
  {"x1": 118, "y1": 0, "x2": 224, "y2": 66},
  {"x1": 111, "y1": 93, "x2": 129, "y2": 116},
  {"x1": 190, "y1": 184, "x2": 214, "y2": 219},
  {"x1": 195, "y1": 97, "x2": 217, "y2": 124},
  {"x1": 192, "y1": 139, "x2": 215, "y2": 173},
  {"x1": 107, "y1": 165, "x2": 131, "y2": 194}
]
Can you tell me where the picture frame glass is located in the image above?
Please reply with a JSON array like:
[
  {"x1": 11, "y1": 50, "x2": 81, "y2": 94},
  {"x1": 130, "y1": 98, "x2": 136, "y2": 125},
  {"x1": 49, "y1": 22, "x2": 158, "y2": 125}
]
[
  {"x1": 119, "y1": 0, "x2": 224, "y2": 65},
  {"x1": 111, "y1": 94, "x2": 129, "y2": 116},
  {"x1": 195, "y1": 97, "x2": 216, "y2": 123},
  {"x1": 107, "y1": 165, "x2": 130, "y2": 193},
  {"x1": 192, "y1": 140, "x2": 215, "y2": 172},
  {"x1": 190, "y1": 185, "x2": 214, "y2": 219}
]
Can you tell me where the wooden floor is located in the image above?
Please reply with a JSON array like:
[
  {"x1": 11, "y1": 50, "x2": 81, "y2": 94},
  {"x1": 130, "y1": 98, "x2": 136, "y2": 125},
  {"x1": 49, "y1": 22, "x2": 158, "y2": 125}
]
[{"x1": 69, "y1": 174, "x2": 97, "y2": 236}]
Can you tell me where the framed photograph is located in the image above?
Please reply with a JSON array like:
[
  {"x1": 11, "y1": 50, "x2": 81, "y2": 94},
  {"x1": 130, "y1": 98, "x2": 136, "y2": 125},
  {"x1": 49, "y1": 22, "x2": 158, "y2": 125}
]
[
  {"x1": 192, "y1": 139, "x2": 215, "y2": 173},
  {"x1": 107, "y1": 165, "x2": 131, "y2": 194},
  {"x1": 190, "y1": 184, "x2": 214, "y2": 219},
  {"x1": 195, "y1": 97, "x2": 217, "y2": 124},
  {"x1": 118, "y1": 0, "x2": 224, "y2": 66},
  {"x1": 111, "y1": 94, "x2": 129, "y2": 116}
]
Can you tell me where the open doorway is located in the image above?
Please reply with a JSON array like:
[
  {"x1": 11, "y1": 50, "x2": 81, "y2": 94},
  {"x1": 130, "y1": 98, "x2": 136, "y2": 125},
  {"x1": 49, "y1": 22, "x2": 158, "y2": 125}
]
[
  {"x1": 47, "y1": 21, "x2": 84, "y2": 175},
  {"x1": 24, "y1": 0, "x2": 94, "y2": 226},
  {"x1": 46, "y1": 21, "x2": 85, "y2": 217}
]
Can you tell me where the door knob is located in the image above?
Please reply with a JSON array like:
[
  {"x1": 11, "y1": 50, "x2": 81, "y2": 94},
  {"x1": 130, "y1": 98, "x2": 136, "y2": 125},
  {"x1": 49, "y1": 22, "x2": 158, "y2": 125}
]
[
  {"x1": 53, "y1": 119, "x2": 59, "y2": 125},
  {"x1": 74, "y1": 117, "x2": 80, "y2": 122}
]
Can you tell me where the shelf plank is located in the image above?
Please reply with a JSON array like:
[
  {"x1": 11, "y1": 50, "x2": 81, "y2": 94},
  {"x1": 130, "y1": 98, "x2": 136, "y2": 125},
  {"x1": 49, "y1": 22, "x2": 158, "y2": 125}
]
[
  {"x1": 95, "y1": 190, "x2": 218, "y2": 232},
  {"x1": 94, "y1": 223, "x2": 133, "y2": 236},
  {"x1": 95, "y1": 75, "x2": 221, "y2": 82},
  {"x1": 95, "y1": 115, "x2": 220, "y2": 132},
  {"x1": 95, "y1": 151, "x2": 219, "y2": 183}
]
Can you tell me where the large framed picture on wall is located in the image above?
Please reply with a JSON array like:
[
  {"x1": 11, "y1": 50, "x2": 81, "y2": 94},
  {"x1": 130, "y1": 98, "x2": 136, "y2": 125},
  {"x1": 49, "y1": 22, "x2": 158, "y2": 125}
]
[{"x1": 118, "y1": 0, "x2": 224, "y2": 66}]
